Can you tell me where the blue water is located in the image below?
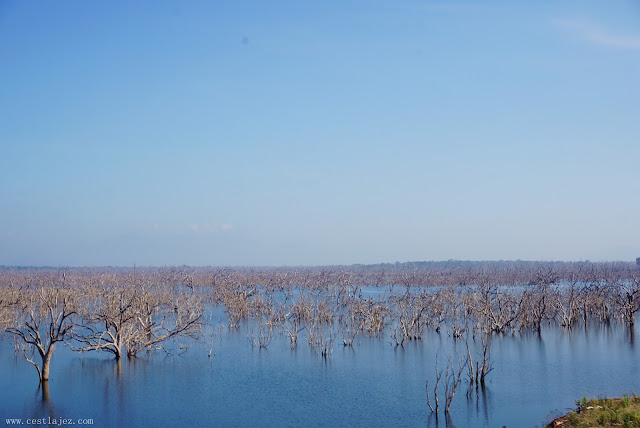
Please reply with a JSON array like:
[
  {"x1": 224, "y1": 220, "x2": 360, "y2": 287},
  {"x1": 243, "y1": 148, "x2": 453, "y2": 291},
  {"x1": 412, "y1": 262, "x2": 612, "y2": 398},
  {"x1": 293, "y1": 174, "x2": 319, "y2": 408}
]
[{"x1": 1, "y1": 323, "x2": 639, "y2": 427}]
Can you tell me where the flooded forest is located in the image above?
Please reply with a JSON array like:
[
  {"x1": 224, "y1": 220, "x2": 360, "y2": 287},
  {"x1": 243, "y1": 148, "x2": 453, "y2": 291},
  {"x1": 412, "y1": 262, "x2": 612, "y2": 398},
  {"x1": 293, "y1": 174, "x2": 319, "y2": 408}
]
[{"x1": 2, "y1": 260, "x2": 640, "y2": 427}]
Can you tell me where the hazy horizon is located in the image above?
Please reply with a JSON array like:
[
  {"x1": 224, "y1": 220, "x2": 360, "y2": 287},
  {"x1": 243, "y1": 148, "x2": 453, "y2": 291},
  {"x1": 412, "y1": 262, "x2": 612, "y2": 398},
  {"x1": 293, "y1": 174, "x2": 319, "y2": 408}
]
[
  {"x1": 2, "y1": 1, "x2": 639, "y2": 266},
  {"x1": 1, "y1": 258, "x2": 637, "y2": 271}
]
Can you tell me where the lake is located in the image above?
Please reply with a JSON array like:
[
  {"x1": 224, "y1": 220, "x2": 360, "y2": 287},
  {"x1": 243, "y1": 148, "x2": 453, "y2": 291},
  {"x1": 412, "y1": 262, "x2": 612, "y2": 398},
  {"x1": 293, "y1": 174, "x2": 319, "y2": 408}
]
[{"x1": 2, "y1": 319, "x2": 639, "y2": 427}]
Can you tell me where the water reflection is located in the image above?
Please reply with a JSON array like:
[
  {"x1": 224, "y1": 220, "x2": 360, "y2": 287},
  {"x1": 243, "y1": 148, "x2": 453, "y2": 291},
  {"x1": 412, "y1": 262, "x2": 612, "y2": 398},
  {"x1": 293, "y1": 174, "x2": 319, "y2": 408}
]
[
  {"x1": 426, "y1": 412, "x2": 456, "y2": 428},
  {"x1": 1, "y1": 323, "x2": 640, "y2": 427},
  {"x1": 22, "y1": 381, "x2": 57, "y2": 427},
  {"x1": 38, "y1": 381, "x2": 50, "y2": 403},
  {"x1": 36, "y1": 381, "x2": 54, "y2": 417}
]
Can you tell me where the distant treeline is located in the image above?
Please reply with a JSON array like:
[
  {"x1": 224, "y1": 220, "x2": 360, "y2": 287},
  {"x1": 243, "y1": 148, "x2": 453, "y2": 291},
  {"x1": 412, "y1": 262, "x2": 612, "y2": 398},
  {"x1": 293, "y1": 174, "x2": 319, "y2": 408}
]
[{"x1": 0, "y1": 260, "x2": 637, "y2": 288}]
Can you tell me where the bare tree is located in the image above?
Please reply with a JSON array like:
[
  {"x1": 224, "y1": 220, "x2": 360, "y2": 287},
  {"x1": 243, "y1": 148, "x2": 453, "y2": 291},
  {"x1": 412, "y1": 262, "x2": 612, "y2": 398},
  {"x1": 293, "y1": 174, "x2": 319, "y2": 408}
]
[
  {"x1": 426, "y1": 356, "x2": 443, "y2": 416},
  {"x1": 609, "y1": 270, "x2": 640, "y2": 328},
  {"x1": 71, "y1": 284, "x2": 137, "y2": 359},
  {"x1": 5, "y1": 287, "x2": 76, "y2": 382},
  {"x1": 427, "y1": 352, "x2": 467, "y2": 418},
  {"x1": 0, "y1": 284, "x2": 20, "y2": 330},
  {"x1": 72, "y1": 284, "x2": 202, "y2": 359},
  {"x1": 444, "y1": 355, "x2": 467, "y2": 414},
  {"x1": 125, "y1": 290, "x2": 202, "y2": 358},
  {"x1": 474, "y1": 283, "x2": 523, "y2": 334},
  {"x1": 477, "y1": 335, "x2": 493, "y2": 385}
]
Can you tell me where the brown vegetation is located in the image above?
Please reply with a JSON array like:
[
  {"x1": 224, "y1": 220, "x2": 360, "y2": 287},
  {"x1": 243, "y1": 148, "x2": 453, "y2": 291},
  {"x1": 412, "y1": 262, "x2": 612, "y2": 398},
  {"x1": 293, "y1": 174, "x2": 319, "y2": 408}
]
[{"x1": 1, "y1": 260, "x2": 639, "y2": 388}]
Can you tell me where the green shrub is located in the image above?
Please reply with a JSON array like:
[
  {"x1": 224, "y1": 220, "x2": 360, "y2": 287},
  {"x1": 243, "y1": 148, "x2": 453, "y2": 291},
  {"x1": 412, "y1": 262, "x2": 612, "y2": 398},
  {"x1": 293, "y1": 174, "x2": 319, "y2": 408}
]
[
  {"x1": 577, "y1": 395, "x2": 589, "y2": 410},
  {"x1": 610, "y1": 409, "x2": 622, "y2": 424},
  {"x1": 567, "y1": 411, "x2": 580, "y2": 425},
  {"x1": 597, "y1": 412, "x2": 607, "y2": 425},
  {"x1": 548, "y1": 394, "x2": 640, "y2": 428}
]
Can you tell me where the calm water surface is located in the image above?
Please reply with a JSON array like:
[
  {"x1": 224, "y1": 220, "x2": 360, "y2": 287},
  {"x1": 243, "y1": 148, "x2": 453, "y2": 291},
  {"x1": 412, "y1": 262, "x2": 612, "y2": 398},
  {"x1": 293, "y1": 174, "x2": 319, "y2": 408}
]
[{"x1": 1, "y1": 324, "x2": 639, "y2": 427}]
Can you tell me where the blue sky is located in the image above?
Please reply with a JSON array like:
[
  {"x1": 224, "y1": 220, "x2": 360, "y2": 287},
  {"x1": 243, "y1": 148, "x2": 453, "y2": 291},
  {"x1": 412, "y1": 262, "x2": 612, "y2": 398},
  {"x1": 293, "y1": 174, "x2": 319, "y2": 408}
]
[{"x1": 1, "y1": 0, "x2": 639, "y2": 266}]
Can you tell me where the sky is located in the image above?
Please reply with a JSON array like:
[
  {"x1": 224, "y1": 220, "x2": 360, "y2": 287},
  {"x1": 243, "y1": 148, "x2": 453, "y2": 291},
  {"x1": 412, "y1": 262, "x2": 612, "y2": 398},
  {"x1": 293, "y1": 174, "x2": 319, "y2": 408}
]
[{"x1": 1, "y1": 0, "x2": 639, "y2": 266}]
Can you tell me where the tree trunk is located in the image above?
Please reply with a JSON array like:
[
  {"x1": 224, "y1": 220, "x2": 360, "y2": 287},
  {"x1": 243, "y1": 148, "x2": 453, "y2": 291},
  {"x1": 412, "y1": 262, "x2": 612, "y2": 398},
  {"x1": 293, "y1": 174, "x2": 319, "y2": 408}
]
[
  {"x1": 41, "y1": 344, "x2": 55, "y2": 381},
  {"x1": 113, "y1": 336, "x2": 123, "y2": 359}
]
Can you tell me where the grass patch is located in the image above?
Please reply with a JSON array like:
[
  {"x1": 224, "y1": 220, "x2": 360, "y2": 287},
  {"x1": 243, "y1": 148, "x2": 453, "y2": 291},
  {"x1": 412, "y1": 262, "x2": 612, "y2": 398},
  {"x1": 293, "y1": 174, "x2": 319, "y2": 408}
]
[{"x1": 547, "y1": 395, "x2": 640, "y2": 427}]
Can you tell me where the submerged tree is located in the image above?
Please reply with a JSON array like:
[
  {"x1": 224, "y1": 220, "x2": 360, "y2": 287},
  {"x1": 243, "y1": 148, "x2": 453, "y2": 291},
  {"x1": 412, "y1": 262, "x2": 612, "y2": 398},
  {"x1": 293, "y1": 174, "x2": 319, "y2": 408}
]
[
  {"x1": 72, "y1": 284, "x2": 202, "y2": 359},
  {"x1": 5, "y1": 286, "x2": 77, "y2": 382},
  {"x1": 610, "y1": 274, "x2": 640, "y2": 328},
  {"x1": 71, "y1": 284, "x2": 137, "y2": 359},
  {"x1": 123, "y1": 289, "x2": 202, "y2": 358},
  {"x1": 0, "y1": 284, "x2": 20, "y2": 330},
  {"x1": 427, "y1": 353, "x2": 467, "y2": 419}
]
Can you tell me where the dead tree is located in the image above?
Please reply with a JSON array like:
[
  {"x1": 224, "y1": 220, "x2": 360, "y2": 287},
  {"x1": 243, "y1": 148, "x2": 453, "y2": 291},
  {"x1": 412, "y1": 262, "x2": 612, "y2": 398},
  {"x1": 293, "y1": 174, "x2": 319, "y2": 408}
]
[
  {"x1": 426, "y1": 357, "x2": 443, "y2": 416},
  {"x1": 552, "y1": 284, "x2": 581, "y2": 329},
  {"x1": 339, "y1": 295, "x2": 363, "y2": 347},
  {"x1": 610, "y1": 273, "x2": 640, "y2": 328},
  {"x1": 445, "y1": 355, "x2": 467, "y2": 414},
  {"x1": 282, "y1": 296, "x2": 311, "y2": 349},
  {"x1": 71, "y1": 285, "x2": 137, "y2": 359},
  {"x1": 427, "y1": 353, "x2": 467, "y2": 418},
  {"x1": 125, "y1": 290, "x2": 202, "y2": 358},
  {"x1": 70, "y1": 279, "x2": 203, "y2": 359},
  {"x1": 5, "y1": 287, "x2": 76, "y2": 382},
  {"x1": 0, "y1": 285, "x2": 20, "y2": 330},
  {"x1": 477, "y1": 335, "x2": 493, "y2": 385},
  {"x1": 393, "y1": 293, "x2": 427, "y2": 342},
  {"x1": 474, "y1": 284, "x2": 524, "y2": 334}
]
